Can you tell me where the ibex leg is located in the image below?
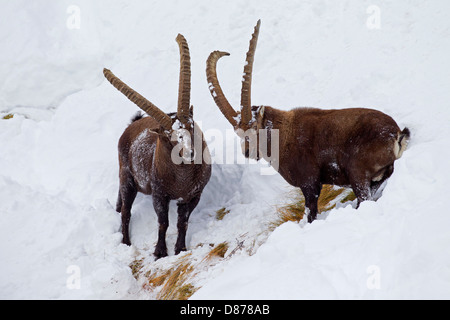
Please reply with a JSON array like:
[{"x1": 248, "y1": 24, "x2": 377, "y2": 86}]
[
  {"x1": 118, "y1": 173, "x2": 137, "y2": 246},
  {"x1": 175, "y1": 195, "x2": 201, "y2": 255},
  {"x1": 153, "y1": 193, "x2": 170, "y2": 260},
  {"x1": 301, "y1": 183, "x2": 322, "y2": 223}
]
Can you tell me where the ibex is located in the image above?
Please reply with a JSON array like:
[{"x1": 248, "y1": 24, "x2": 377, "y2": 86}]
[
  {"x1": 206, "y1": 20, "x2": 410, "y2": 223},
  {"x1": 104, "y1": 34, "x2": 211, "y2": 259}
]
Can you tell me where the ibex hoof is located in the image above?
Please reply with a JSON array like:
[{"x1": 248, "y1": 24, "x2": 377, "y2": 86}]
[
  {"x1": 154, "y1": 247, "x2": 168, "y2": 260},
  {"x1": 175, "y1": 246, "x2": 187, "y2": 255}
]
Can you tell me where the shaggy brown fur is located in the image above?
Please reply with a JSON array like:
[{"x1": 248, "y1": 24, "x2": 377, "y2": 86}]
[
  {"x1": 105, "y1": 34, "x2": 211, "y2": 259},
  {"x1": 206, "y1": 20, "x2": 409, "y2": 223}
]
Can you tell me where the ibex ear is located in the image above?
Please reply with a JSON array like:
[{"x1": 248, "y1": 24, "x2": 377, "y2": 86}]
[
  {"x1": 189, "y1": 105, "x2": 194, "y2": 117},
  {"x1": 258, "y1": 106, "x2": 265, "y2": 118}
]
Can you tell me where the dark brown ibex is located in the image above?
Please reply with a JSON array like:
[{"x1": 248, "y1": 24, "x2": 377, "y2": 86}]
[
  {"x1": 206, "y1": 20, "x2": 410, "y2": 223},
  {"x1": 104, "y1": 34, "x2": 211, "y2": 259}
]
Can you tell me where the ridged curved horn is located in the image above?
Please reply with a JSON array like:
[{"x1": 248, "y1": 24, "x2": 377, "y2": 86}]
[
  {"x1": 103, "y1": 68, "x2": 172, "y2": 131},
  {"x1": 176, "y1": 34, "x2": 191, "y2": 126},
  {"x1": 206, "y1": 51, "x2": 238, "y2": 127},
  {"x1": 240, "y1": 19, "x2": 261, "y2": 128}
]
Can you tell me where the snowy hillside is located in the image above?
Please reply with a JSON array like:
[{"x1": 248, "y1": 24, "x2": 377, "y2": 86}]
[{"x1": 1, "y1": 0, "x2": 450, "y2": 299}]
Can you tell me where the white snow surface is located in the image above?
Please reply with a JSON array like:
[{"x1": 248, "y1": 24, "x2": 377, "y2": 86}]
[{"x1": 1, "y1": 0, "x2": 450, "y2": 299}]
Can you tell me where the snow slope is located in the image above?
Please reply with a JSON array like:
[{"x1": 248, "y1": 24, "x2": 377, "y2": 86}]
[{"x1": 1, "y1": 0, "x2": 450, "y2": 299}]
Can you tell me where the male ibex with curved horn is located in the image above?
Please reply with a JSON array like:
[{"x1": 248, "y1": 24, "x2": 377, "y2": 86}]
[
  {"x1": 104, "y1": 34, "x2": 211, "y2": 259},
  {"x1": 206, "y1": 20, "x2": 409, "y2": 223}
]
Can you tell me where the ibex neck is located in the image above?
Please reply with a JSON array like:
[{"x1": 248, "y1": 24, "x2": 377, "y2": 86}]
[
  {"x1": 263, "y1": 106, "x2": 290, "y2": 131},
  {"x1": 154, "y1": 136, "x2": 209, "y2": 199},
  {"x1": 260, "y1": 106, "x2": 294, "y2": 179}
]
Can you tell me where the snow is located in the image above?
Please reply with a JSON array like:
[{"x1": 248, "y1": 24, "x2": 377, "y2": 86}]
[{"x1": 1, "y1": 0, "x2": 450, "y2": 299}]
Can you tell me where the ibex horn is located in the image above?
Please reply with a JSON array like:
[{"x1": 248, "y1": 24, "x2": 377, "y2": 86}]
[
  {"x1": 176, "y1": 34, "x2": 191, "y2": 126},
  {"x1": 240, "y1": 19, "x2": 261, "y2": 129},
  {"x1": 103, "y1": 68, "x2": 172, "y2": 131},
  {"x1": 206, "y1": 51, "x2": 238, "y2": 127}
]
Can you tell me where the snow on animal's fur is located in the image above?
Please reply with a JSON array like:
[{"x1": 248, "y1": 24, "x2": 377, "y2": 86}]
[
  {"x1": 206, "y1": 20, "x2": 410, "y2": 223},
  {"x1": 104, "y1": 34, "x2": 211, "y2": 259}
]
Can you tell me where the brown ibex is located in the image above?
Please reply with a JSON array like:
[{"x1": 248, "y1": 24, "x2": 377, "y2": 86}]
[
  {"x1": 206, "y1": 20, "x2": 410, "y2": 223},
  {"x1": 104, "y1": 34, "x2": 211, "y2": 259}
]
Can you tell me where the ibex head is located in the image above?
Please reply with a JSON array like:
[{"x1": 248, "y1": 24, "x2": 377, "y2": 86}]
[
  {"x1": 206, "y1": 20, "x2": 266, "y2": 160},
  {"x1": 104, "y1": 34, "x2": 199, "y2": 163}
]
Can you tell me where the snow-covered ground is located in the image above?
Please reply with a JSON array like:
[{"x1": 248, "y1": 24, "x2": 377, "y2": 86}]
[{"x1": 1, "y1": 0, "x2": 450, "y2": 299}]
